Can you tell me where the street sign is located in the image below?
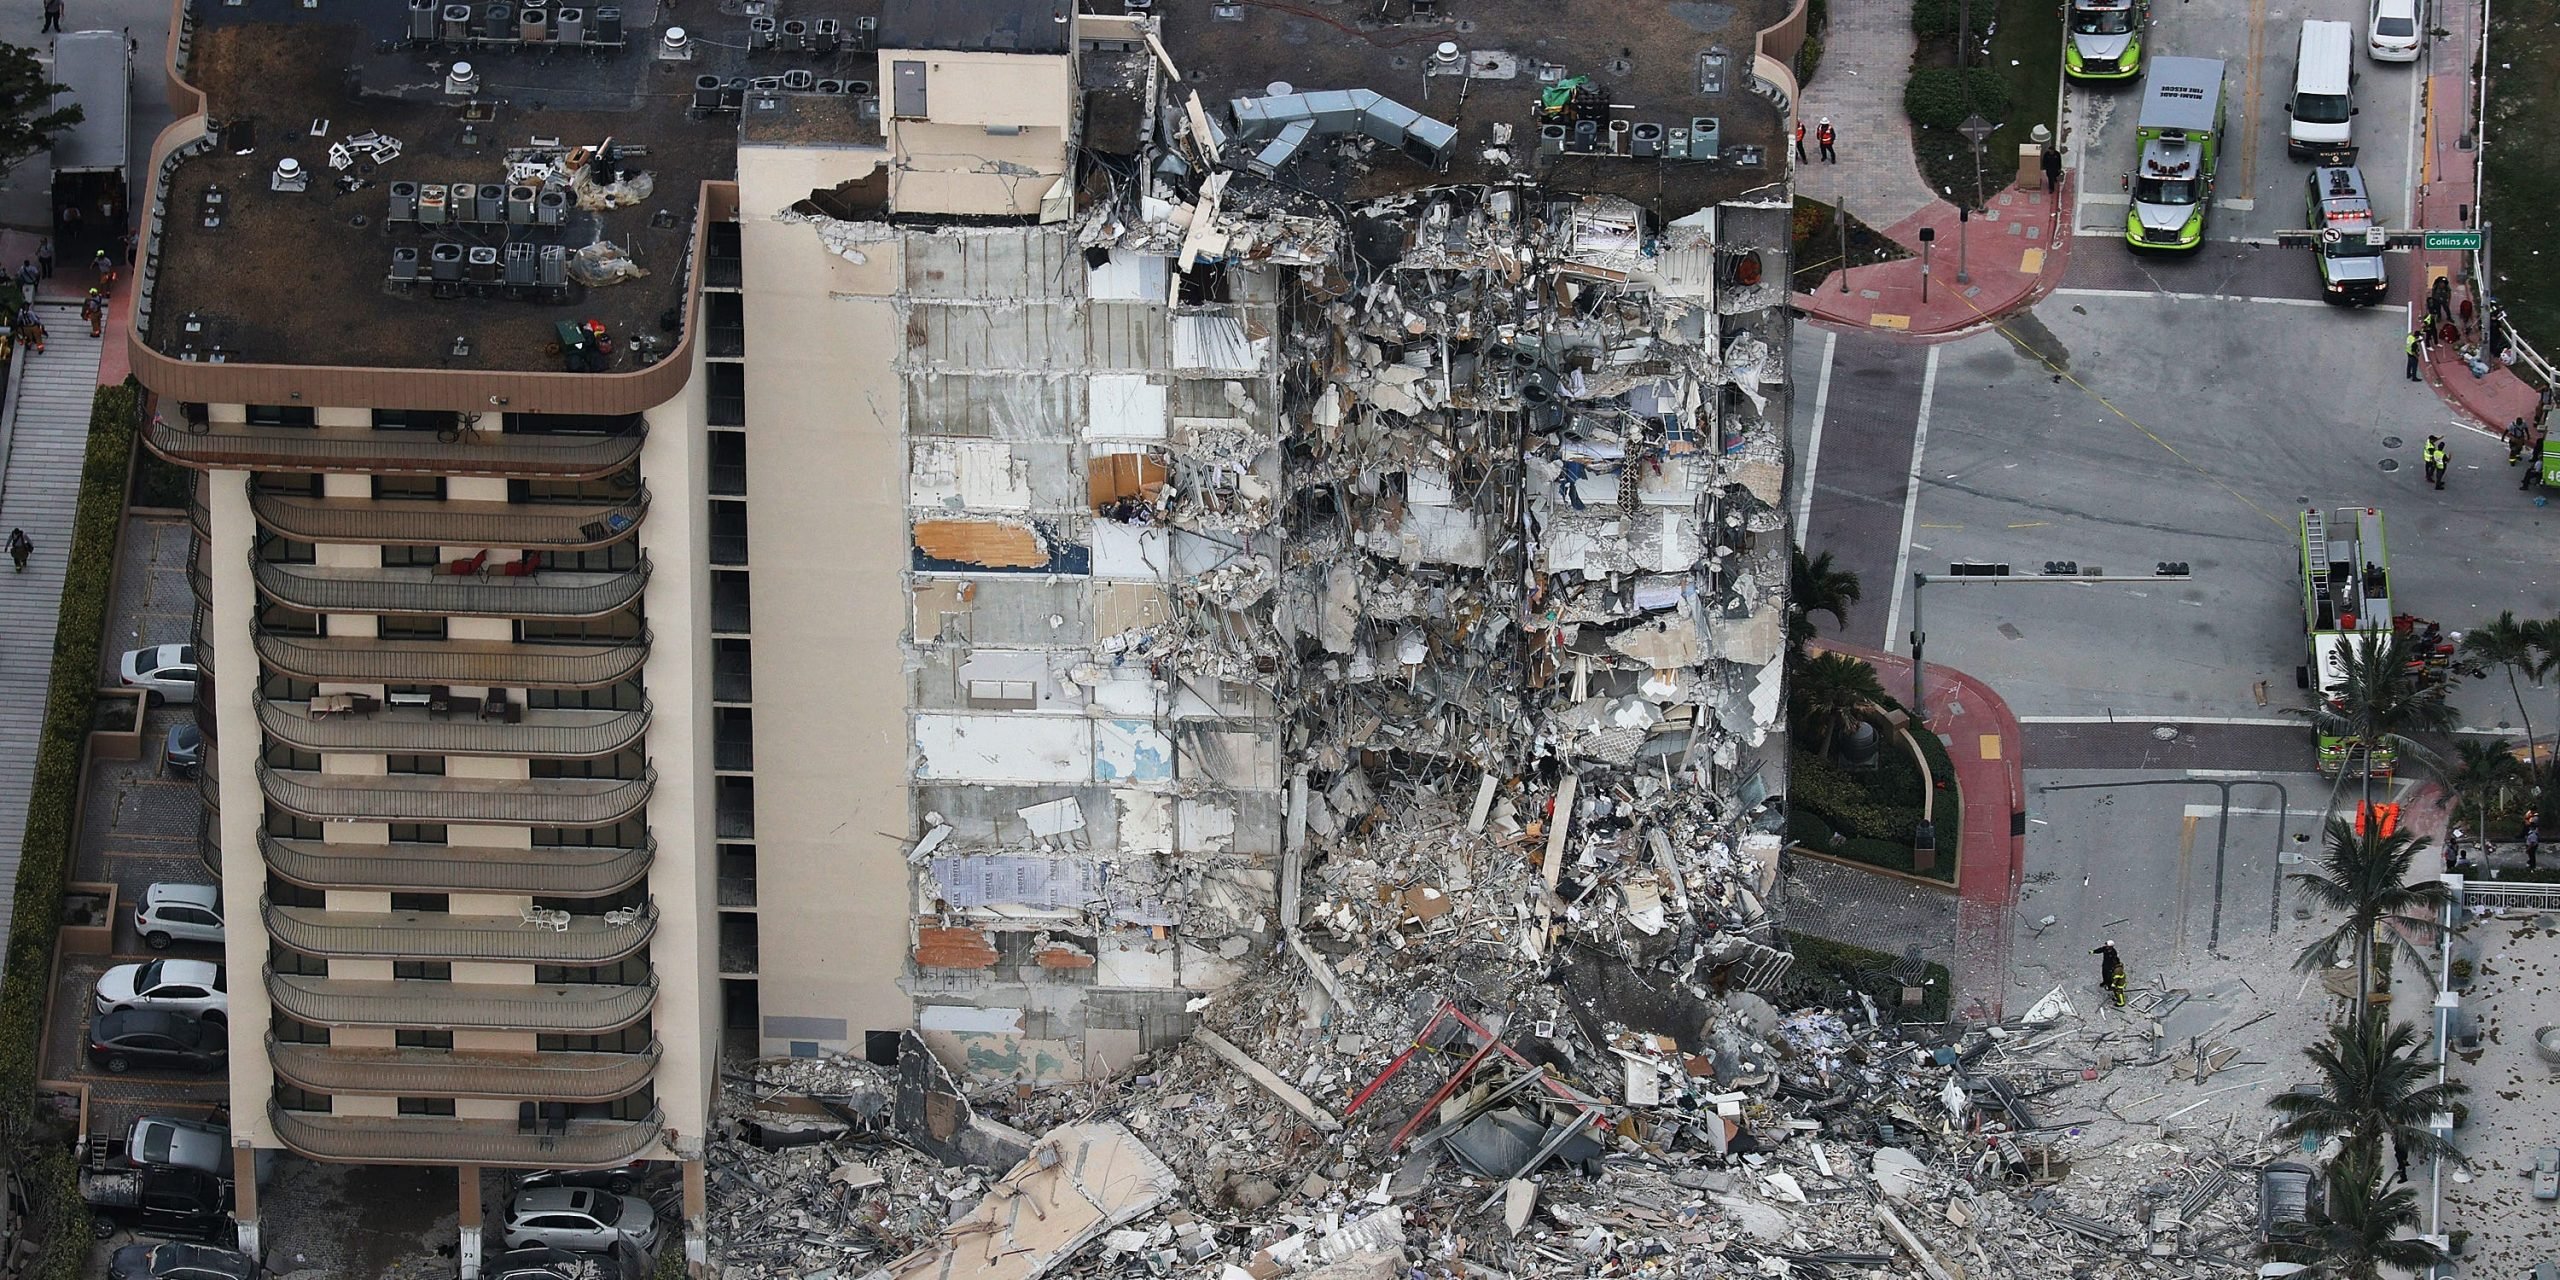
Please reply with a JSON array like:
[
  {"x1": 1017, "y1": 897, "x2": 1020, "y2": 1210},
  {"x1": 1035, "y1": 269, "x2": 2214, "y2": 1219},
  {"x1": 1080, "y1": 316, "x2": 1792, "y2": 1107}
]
[{"x1": 2423, "y1": 229, "x2": 2483, "y2": 250}]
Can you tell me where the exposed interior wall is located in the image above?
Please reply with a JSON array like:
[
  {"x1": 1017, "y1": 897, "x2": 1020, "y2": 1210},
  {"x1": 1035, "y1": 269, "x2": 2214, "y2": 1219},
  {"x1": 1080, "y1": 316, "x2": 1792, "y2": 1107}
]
[{"x1": 877, "y1": 49, "x2": 1074, "y2": 217}]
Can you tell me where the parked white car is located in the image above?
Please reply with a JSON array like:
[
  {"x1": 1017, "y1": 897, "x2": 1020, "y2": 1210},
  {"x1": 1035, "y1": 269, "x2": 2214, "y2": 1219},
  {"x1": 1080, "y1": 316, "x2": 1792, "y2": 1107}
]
[
  {"x1": 2367, "y1": 0, "x2": 2421, "y2": 60},
  {"x1": 95, "y1": 959, "x2": 228, "y2": 1022},
  {"x1": 135, "y1": 883, "x2": 224, "y2": 949},
  {"x1": 500, "y1": 1187, "x2": 660, "y2": 1253},
  {"x1": 118, "y1": 644, "x2": 201, "y2": 705}
]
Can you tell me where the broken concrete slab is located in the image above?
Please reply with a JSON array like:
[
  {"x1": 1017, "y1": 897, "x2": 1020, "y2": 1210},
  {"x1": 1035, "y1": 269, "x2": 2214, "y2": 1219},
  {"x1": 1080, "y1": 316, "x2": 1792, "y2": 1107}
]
[{"x1": 866, "y1": 1123, "x2": 1179, "y2": 1280}]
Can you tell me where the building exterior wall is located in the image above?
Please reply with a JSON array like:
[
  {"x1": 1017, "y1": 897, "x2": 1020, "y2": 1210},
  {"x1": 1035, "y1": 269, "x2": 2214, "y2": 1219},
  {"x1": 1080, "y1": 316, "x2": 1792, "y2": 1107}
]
[
  {"x1": 733, "y1": 145, "x2": 916, "y2": 1056},
  {"x1": 878, "y1": 49, "x2": 1074, "y2": 217}
]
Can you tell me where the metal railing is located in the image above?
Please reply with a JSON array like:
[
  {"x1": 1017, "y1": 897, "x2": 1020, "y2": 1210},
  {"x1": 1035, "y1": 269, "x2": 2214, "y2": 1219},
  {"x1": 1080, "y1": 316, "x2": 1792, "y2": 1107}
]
[
  {"x1": 256, "y1": 761, "x2": 655, "y2": 827},
  {"x1": 2452, "y1": 876, "x2": 2560, "y2": 912},
  {"x1": 257, "y1": 697, "x2": 650, "y2": 758},
  {"x1": 260, "y1": 831, "x2": 654, "y2": 897},
  {"x1": 263, "y1": 898, "x2": 657, "y2": 965},
  {"x1": 249, "y1": 483, "x2": 651, "y2": 550},
  {"x1": 144, "y1": 417, "x2": 647, "y2": 479},
  {"x1": 264, "y1": 968, "x2": 658, "y2": 1032},
  {"x1": 252, "y1": 626, "x2": 651, "y2": 689},
  {"x1": 268, "y1": 1038, "x2": 660, "y2": 1102},
  {"x1": 269, "y1": 1104, "x2": 664, "y2": 1167},
  {"x1": 251, "y1": 555, "x2": 649, "y2": 619}
]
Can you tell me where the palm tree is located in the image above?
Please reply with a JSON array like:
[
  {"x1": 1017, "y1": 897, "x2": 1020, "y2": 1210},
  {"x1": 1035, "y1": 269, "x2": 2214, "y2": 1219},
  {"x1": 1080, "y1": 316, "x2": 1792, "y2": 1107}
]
[
  {"x1": 2289, "y1": 818, "x2": 2450, "y2": 1007},
  {"x1": 2309, "y1": 630, "x2": 2457, "y2": 812},
  {"x1": 1789, "y1": 549, "x2": 1863, "y2": 653},
  {"x1": 2444, "y1": 737, "x2": 2526, "y2": 856},
  {"x1": 2267, "y1": 1012, "x2": 2468, "y2": 1178},
  {"x1": 2461, "y1": 610, "x2": 2541, "y2": 755},
  {"x1": 1787, "y1": 651, "x2": 1886, "y2": 757},
  {"x1": 2257, "y1": 1140, "x2": 2449, "y2": 1279}
]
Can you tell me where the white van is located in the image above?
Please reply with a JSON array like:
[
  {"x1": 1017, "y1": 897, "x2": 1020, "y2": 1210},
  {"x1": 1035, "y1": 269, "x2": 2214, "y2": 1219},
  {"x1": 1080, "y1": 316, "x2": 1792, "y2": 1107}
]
[{"x1": 2288, "y1": 20, "x2": 2357, "y2": 156}]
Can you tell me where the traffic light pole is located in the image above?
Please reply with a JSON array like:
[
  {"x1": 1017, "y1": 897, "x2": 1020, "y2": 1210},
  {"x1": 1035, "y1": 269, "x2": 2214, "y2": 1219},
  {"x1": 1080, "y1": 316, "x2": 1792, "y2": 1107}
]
[{"x1": 1909, "y1": 571, "x2": 2192, "y2": 722}]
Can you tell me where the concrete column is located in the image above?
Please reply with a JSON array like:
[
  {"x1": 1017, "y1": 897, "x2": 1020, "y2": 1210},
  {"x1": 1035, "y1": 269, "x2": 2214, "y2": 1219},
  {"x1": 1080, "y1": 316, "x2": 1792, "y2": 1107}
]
[
  {"x1": 230, "y1": 1142, "x2": 260, "y2": 1259},
  {"x1": 683, "y1": 1157, "x2": 708, "y2": 1274},
  {"x1": 458, "y1": 1165, "x2": 483, "y2": 1280}
]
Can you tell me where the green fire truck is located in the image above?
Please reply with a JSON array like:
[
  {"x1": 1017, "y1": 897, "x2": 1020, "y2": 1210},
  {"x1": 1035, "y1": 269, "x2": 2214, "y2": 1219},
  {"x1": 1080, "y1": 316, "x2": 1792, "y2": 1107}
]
[
  {"x1": 2299, "y1": 505, "x2": 2400, "y2": 777},
  {"x1": 2127, "y1": 57, "x2": 2225, "y2": 251},
  {"x1": 2065, "y1": 0, "x2": 2147, "y2": 82}
]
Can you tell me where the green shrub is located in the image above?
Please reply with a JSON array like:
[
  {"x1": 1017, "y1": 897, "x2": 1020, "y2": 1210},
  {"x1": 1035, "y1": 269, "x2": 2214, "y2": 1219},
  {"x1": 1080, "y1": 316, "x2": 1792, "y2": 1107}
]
[
  {"x1": 1782, "y1": 931, "x2": 1953, "y2": 1021},
  {"x1": 1795, "y1": 31, "x2": 1827, "y2": 87},
  {"x1": 1911, "y1": 0, "x2": 1960, "y2": 40},
  {"x1": 1791, "y1": 749, "x2": 1924, "y2": 839},
  {"x1": 130, "y1": 448, "x2": 194, "y2": 511},
  {"x1": 0, "y1": 380, "x2": 138, "y2": 1277},
  {"x1": 1903, "y1": 67, "x2": 2013, "y2": 131}
]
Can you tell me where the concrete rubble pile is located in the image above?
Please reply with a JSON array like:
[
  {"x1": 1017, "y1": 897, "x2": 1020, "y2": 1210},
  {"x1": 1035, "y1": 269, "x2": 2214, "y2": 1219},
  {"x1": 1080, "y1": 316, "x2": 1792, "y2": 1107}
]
[{"x1": 704, "y1": 985, "x2": 2303, "y2": 1280}]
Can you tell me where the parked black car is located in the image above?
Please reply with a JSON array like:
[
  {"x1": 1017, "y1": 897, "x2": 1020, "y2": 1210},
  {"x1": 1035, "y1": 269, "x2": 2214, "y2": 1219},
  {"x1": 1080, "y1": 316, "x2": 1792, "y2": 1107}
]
[
  {"x1": 81, "y1": 1164, "x2": 230, "y2": 1239},
  {"x1": 517, "y1": 1162, "x2": 648, "y2": 1196},
  {"x1": 108, "y1": 1241, "x2": 254, "y2": 1280},
  {"x1": 88, "y1": 1008, "x2": 227, "y2": 1074},
  {"x1": 485, "y1": 1243, "x2": 648, "y2": 1280}
]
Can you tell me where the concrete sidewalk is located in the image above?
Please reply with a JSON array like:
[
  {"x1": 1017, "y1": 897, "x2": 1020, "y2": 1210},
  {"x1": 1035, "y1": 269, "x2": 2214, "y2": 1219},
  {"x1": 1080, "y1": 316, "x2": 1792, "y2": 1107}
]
[
  {"x1": 1793, "y1": 180, "x2": 2071, "y2": 337},
  {"x1": 1813, "y1": 641, "x2": 2028, "y2": 1022},
  {"x1": 1792, "y1": 0, "x2": 1942, "y2": 231}
]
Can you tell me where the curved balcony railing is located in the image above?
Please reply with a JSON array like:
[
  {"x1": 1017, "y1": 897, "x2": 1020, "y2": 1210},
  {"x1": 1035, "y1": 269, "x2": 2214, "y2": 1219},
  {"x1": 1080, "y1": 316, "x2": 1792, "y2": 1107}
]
[
  {"x1": 257, "y1": 698, "x2": 650, "y2": 758},
  {"x1": 252, "y1": 627, "x2": 650, "y2": 689},
  {"x1": 248, "y1": 485, "x2": 650, "y2": 550},
  {"x1": 269, "y1": 1104, "x2": 664, "y2": 1169},
  {"x1": 144, "y1": 418, "x2": 647, "y2": 479},
  {"x1": 251, "y1": 557, "x2": 649, "y2": 620},
  {"x1": 267, "y1": 1038, "x2": 661, "y2": 1101},
  {"x1": 265, "y1": 969, "x2": 658, "y2": 1033},
  {"x1": 258, "y1": 832, "x2": 654, "y2": 897},
  {"x1": 263, "y1": 898, "x2": 656, "y2": 965},
  {"x1": 256, "y1": 762, "x2": 655, "y2": 827}
]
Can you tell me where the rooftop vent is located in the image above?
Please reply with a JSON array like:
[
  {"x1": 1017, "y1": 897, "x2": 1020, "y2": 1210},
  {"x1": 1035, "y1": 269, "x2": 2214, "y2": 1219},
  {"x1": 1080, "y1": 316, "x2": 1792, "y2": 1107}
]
[
  {"x1": 749, "y1": 16, "x2": 778, "y2": 51},
  {"x1": 445, "y1": 60, "x2": 481, "y2": 96},
  {"x1": 812, "y1": 17, "x2": 842, "y2": 55},
  {"x1": 659, "y1": 26, "x2": 691, "y2": 59},
  {"x1": 693, "y1": 74, "x2": 724, "y2": 113},
  {"x1": 417, "y1": 183, "x2": 449, "y2": 224},
  {"x1": 270, "y1": 157, "x2": 310, "y2": 192},
  {"x1": 782, "y1": 69, "x2": 815, "y2": 92},
  {"x1": 556, "y1": 8, "x2": 584, "y2": 43},
  {"x1": 410, "y1": 0, "x2": 440, "y2": 42},
  {"x1": 440, "y1": 3, "x2": 474, "y2": 41},
  {"x1": 536, "y1": 190, "x2": 567, "y2": 225},
  {"x1": 1429, "y1": 41, "x2": 1462, "y2": 71},
  {"x1": 390, "y1": 246, "x2": 421, "y2": 282},
  {"x1": 815, "y1": 79, "x2": 844, "y2": 94},
  {"x1": 782, "y1": 19, "x2": 809, "y2": 49},
  {"x1": 507, "y1": 185, "x2": 538, "y2": 223},
  {"x1": 592, "y1": 6, "x2": 621, "y2": 43},
  {"x1": 1125, "y1": 0, "x2": 1153, "y2": 10},
  {"x1": 519, "y1": 6, "x2": 548, "y2": 42},
  {"x1": 482, "y1": 2, "x2": 511, "y2": 40}
]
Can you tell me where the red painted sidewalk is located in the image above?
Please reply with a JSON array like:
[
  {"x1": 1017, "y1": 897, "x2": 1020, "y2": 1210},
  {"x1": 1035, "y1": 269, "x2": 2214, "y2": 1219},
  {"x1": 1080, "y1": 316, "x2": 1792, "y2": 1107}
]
[
  {"x1": 1817, "y1": 641, "x2": 2026, "y2": 1021},
  {"x1": 1793, "y1": 180, "x2": 2073, "y2": 339},
  {"x1": 2412, "y1": 0, "x2": 2543, "y2": 433}
]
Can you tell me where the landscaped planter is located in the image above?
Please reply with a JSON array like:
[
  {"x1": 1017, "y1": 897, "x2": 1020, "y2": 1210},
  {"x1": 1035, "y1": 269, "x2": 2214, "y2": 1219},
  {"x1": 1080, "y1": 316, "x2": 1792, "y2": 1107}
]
[
  {"x1": 89, "y1": 687, "x2": 147, "y2": 762},
  {"x1": 61, "y1": 881, "x2": 117, "y2": 955}
]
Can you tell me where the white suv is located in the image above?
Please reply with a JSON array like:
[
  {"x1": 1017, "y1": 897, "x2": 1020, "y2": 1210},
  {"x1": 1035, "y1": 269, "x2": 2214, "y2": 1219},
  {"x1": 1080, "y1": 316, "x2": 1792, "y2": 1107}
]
[
  {"x1": 2368, "y1": 0, "x2": 2421, "y2": 60},
  {"x1": 135, "y1": 884, "x2": 224, "y2": 949},
  {"x1": 500, "y1": 1187, "x2": 659, "y2": 1253}
]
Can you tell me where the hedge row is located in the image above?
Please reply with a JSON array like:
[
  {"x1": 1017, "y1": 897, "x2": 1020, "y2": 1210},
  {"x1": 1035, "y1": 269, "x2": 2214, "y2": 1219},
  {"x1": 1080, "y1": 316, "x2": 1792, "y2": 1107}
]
[
  {"x1": 0, "y1": 380, "x2": 140, "y2": 1278},
  {"x1": 1783, "y1": 930, "x2": 1953, "y2": 1022}
]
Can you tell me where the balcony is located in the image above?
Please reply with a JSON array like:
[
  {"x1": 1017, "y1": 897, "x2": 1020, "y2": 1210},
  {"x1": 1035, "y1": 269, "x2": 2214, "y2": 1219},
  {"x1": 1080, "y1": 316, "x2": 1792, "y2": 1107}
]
[
  {"x1": 257, "y1": 698, "x2": 650, "y2": 758},
  {"x1": 253, "y1": 628, "x2": 650, "y2": 689},
  {"x1": 269, "y1": 1038, "x2": 660, "y2": 1101},
  {"x1": 265, "y1": 969, "x2": 657, "y2": 1032},
  {"x1": 144, "y1": 418, "x2": 646, "y2": 479},
  {"x1": 256, "y1": 762, "x2": 655, "y2": 827},
  {"x1": 260, "y1": 832, "x2": 654, "y2": 897},
  {"x1": 249, "y1": 486, "x2": 650, "y2": 550},
  {"x1": 251, "y1": 557, "x2": 650, "y2": 620},
  {"x1": 269, "y1": 1104, "x2": 664, "y2": 1169},
  {"x1": 264, "y1": 899, "x2": 657, "y2": 965}
]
